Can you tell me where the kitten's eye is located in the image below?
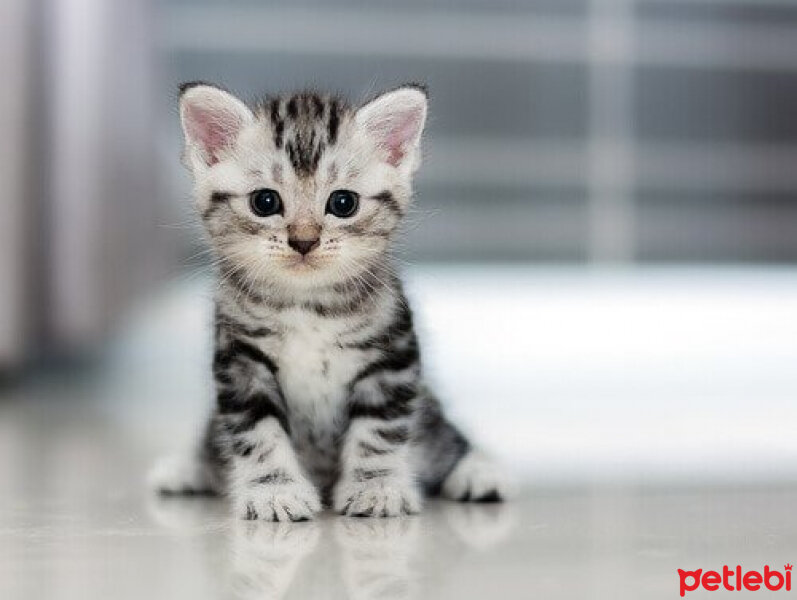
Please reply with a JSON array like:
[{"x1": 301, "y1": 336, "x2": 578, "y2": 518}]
[
  {"x1": 326, "y1": 190, "x2": 359, "y2": 218},
  {"x1": 249, "y1": 189, "x2": 282, "y2": 217}
]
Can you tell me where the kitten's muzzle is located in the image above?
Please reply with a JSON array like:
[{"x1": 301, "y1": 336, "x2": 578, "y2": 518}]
[{"x1": 288, "y1": 238, "x2": 320, "y2": 256}]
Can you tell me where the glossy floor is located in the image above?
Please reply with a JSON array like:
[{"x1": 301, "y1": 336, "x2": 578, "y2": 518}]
[{"x1": 3, "y1": 393, "x2": 797, "y2": 599}]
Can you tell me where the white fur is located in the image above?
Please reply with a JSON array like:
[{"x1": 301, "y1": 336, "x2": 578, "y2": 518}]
[
  {"x1": 147, "y1": 453, "x2": 218, "y2": 494},
  {"x1": 275, "y1": 307, "x2": 368, "y2": 423}
]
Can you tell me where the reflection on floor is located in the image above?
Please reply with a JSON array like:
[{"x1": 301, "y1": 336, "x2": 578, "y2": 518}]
[{"x1": 2, "y1": 398, "x2": 797, "y2": 599}]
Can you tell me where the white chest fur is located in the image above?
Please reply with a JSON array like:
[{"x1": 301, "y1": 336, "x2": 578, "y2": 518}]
[{"x1": 268, "y1": 308, "x2": 363, "y2": 426}]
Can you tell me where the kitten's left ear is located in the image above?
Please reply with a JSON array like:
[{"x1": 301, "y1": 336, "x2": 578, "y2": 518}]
[
  {"x1": 355, "y1": 85, "x2": 428, "y2": 169},
  {"x1": 179, "y1": 82, "x2": 253, "y2": 171}
]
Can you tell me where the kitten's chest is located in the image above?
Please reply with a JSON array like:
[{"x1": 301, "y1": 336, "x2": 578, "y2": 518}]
[{"x1": 270, "y1": 310, "x2": 362, "y2": 422}]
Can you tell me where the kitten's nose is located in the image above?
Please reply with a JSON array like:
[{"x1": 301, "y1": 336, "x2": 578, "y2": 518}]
[{"x1": 288, "y1": 238, "x2": 320, "y2": 256}]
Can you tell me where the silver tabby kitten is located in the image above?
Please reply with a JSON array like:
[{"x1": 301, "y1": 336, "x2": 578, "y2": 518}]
[{"x1": 150, "y1": 83, "x2": 512, "y2": 520}]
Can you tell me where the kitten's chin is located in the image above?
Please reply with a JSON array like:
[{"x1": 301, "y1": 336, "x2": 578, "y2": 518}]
[
  {"x1": 271, "y1": 255, "x2": 343, "y2": 290},
  {"x1": 265, "y1": 249, "x2": 384, "y2": 293}
]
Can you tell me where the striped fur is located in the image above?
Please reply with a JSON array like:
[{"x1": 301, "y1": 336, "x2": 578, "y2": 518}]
[{"x1": 148, "y1": 84, "x2": 511, "y2": 520}]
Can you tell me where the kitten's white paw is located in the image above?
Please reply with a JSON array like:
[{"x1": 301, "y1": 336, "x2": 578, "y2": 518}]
[
  {"x1": 147, "y1": 454, "x2": 217, "y2": 495},
  {"x1": 442, "y1": 450, "x2": 515, "y2": 503},
  {"x1": 334, "y1": 478, "x2": 421, "y2": 517},
  {"x1": 235, "y1": 479, "x2": 322, "y2": 522}
]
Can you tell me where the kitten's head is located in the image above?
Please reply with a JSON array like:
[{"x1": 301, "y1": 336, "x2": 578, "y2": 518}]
[{"x1": 179, "y1": 83, "x2": 427, "y2": 294}]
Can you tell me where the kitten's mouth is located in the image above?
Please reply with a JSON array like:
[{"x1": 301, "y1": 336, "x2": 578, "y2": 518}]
[{"x1": 284, "y1": 253, "x2": 324, "y2": 272}]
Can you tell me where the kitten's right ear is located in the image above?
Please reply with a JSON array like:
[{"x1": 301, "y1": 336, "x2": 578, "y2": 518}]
[
  {"x1": 179, "y1": 82, "x2": 253, "y2": 170},
  {"x1": 355, "y1": 84, "x2": 428, "y2": 170}
]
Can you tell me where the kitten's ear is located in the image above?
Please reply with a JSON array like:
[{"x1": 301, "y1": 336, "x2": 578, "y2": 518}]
[
  {"x1": 355, "y1": 85, "x2": 428, "y2": 168},
  {"x1": 179, "y1": 82, "x2": 253, "y2": 170}
]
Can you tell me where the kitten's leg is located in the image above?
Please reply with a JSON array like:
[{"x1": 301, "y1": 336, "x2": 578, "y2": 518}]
[
  {"x1": 334, "y1": 372, "x2": 422, "y2": 517},
  {"x1": 214, "y1": 337, "x2": 321, "y2": 522},
  {"x1": 222, "y1": 414, "x2": 321, "y2": 521},
  {"x1": 334, "y1": 416, "x2": 422, "y2": 517},
  {"x1": 148, "y1": 418, "x2": 224, "y2": 495},
  {"x1": 416, "y1": 395, "x2": 514, "y2": 503}
]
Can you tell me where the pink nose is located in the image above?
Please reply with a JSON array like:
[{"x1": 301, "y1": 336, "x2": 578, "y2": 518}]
[{"x1": 288, "y1": 238, "x2": 320, "y2": 255}]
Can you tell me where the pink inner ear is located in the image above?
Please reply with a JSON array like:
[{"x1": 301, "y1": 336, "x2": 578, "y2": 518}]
[
  {"x1": 185, "y1": 104, "x2": 243, "y2": 165},
  {"x1": 368, "y1": 106, "x2": 423, "y2": 167}
]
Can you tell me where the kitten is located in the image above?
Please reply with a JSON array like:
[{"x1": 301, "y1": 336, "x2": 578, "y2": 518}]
[{"x1": 149, "y1": 82, "x2": 512, "y2": 520}]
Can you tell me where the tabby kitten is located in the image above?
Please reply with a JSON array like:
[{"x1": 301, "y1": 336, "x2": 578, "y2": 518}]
[{"x1": 150, "y1": 83, "x2": 511, "y2": 520}]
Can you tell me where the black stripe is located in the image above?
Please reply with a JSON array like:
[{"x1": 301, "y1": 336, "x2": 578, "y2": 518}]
[
  {"x1": 202, "y1": 192, "x2": 232, "y2": 220},
  {"x1": 351, "y1": 344, "x2": 419, "y2": 386},
  {"x1": 312, "y1": 94, "x2": 324, "y2": 117},
  {"x1": 371, "y1": 190, "x2": 402, "y2": 216},
  {"x1": 213, "y1": 369, "x2": 233, "y2": 386},
  {"x1": 250, "y1": 470, "x2": 292, "y2": 485},
  {"x1": 232, "y1": 440, "x2": 255, "y2": 457},
  {"x1": 216, "y1": 313, "x2": 274, "y2": 339},
  {"x1": 215, "y1": 338, "x2": 279, "y2": 374},
  {"x1": 358, "y1": 441, "x2": 391, "y2": 457},
  {"x1": 382, "y1": 381, "x2": 417, "y2": 405},
  {"x1": 221, "y1": 268, "x2": 295, "y2": 312},
  {"x1": 375, "y1": 425, "x2": 410, "y2": 444},
  {"x1": 344, "y1": 303, "x2": 413, "y2": 351},
  {"x1": 303, "y1": 274, "x2": 381, "y2": 317},
  {"x1": 215, "y1": 388, "x2": 238, "y2": 407},
  {"x1": 211, "y1": 191, "x2": 232, "y2": 203},
  {"x1": 270, "y1": 98, "x2": 284, "y2": 149},
  {"x1": 269, "y1": 98, "x2": 279, "y2": 122},
  {"x1": 353, "y1": 468, "x2": 391, "y2": 482},
  {"x1": 307, "y1": 129, "x2": 322, "y2": 174},
  {"x1": 303, "y1": 300, "x2": 361, "y2": 319},
  {"x1": 230, "y1": 324, "x2": 273, "y2": 338},
  {"x1": 328, "y1": 98, "x2": 340, "y2": 144},
  {"x1": 286, "y1": 142, "x2": 298, "y2": 172},
  {"x1": 286, "y1": 136, "x2": 322, "y2": 177},
  {"x1": 349, "y1": 385, "x2": 415, "y2": 421},
  {"x1": 257, "y1": 446, "x2": 275, "y2": 463},
  {"x1": 225, "y1": 391, "x2": 290, "y2": 435},
  {"x1": 287, "y1": 96, "x2": 298, "y2": 118}
]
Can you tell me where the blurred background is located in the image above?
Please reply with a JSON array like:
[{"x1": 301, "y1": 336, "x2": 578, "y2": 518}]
[
  {"x1": 4, "y1": 2, "x2": 797, "y2": 598},
  {"x1": 2, "y1": 0, "x2": 797, "y2": 483}
]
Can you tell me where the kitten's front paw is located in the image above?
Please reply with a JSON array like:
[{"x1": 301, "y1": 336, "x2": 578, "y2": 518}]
[
  {"x1": 334, "y1": 478, "x2": 421, "y2": 518},
  {"x1": 235, "y1": 479, "x2": 322, "y2": 522}
]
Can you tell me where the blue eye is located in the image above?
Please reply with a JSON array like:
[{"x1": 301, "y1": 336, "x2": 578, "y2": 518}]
[
  {"x1": 326, "y1": 190, "x2": 359, "y2": 218},
  {"x1": 249, "y1": 189, "x2": 282, "y2": 217}
]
